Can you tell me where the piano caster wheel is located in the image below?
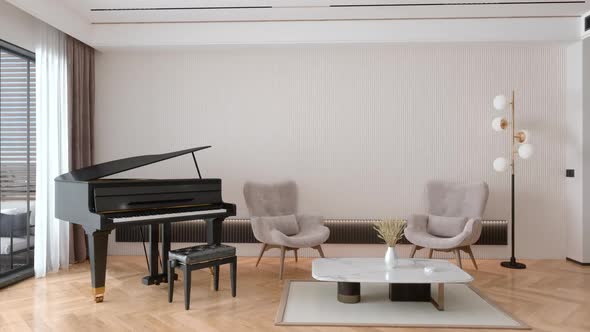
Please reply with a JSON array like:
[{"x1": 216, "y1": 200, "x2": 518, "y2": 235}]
[{"x1": 95, "y1": 295, "x2": 104, "y2": 303}]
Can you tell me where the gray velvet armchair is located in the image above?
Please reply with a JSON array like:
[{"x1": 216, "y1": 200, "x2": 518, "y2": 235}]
[
  {"x1": 405, "y1": 181, "x2": 489, "y2": 269},
  {"x1": 243, "y1": 181, "x2": 330, "y2": 279}
]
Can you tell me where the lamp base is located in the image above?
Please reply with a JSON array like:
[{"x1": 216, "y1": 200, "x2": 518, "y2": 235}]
[{"x1": 501, "y1": 258, "x2": 526, "y2": 269}]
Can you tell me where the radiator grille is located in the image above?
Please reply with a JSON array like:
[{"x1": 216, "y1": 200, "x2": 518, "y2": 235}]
[{"x1": 115, "y1": 219, "x2": 507, "y2": 245}]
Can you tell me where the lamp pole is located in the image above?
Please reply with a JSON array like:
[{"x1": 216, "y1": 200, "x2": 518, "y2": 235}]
[{"x1": 500, "y1": 90, "x2": 526, "y2": 269}]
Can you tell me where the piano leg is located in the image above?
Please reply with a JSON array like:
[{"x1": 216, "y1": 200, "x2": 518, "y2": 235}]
[
  {"x1": 161, "y1": 222, "x2": 171, "y2": 280},
  {"x1": 149, "y1": 223, "x2": 160, "y2": 284},
  {"x1": 143, "y1": 223, "x2": 176, "y2": 285},
  {"x1": 143, "y1": 224, "x2": 162, "y2": 285},
  {"x1": 161, "y1": 222, "x2": 177, "y2": 282},
  {"x1": 206, "y1": 217, "x2": 224, "y2": 245},
  {"x1": 84, "y1": 227, "x2": 112, "y2": 303}
]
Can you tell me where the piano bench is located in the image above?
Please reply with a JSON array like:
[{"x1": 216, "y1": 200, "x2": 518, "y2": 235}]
[{"x1": 168, "y1": 244, "x2": 237, "y2": 310}]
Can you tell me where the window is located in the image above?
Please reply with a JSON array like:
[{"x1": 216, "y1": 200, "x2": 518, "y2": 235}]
[
  {"x1": 0, "y1": 40, "x2": 35, "y2": 285},
  {"x1": 0, "y1": 42, "x2": 35, "y2": 200}
]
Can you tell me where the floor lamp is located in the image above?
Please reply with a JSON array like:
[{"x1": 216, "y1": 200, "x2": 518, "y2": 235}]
[{"x1": 491, "y1": 90, "x2": 533, "y2": 269}]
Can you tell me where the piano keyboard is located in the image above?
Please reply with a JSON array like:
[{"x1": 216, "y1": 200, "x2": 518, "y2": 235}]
[{"x1": 111, "y1": 209, "x2": 228, "y2": 223}]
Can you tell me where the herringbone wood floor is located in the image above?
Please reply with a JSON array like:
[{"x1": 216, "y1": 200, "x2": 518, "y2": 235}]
[{"x1": 0, "y1": 257, "x2": 588, "y2": 332}]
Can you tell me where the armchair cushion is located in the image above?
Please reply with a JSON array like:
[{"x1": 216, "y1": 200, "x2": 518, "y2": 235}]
[
  {"x1": 427, "y1": 215, "x2": 468, "y2": 238},
  {"x1": 407, "y1": 214, "x2": 428, "y2": 232},
  {"x1": 406, "y1": 218, "x2": 482, "y2": 249},
  {"x1": 259, "y1": 214, "x2": 299, "y2": 236},
  {"x1": 268, "y1": 224, "x2": 330, "y2": 248}
]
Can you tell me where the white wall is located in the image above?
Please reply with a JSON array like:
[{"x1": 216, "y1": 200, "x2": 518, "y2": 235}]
[
  {"x1": 0, "y1": 0, "x2": 40, "y2": 52},
  {"x1": 567, "y1": 37, "x2": 590, "y2": 264},
  {"x1": 584, "y1": 38, "x2": 590, "y2": 261},
  {"x1": 566, "y1": 42, "x2": 585, "y2": 262},
  {"x1": 95, "y1": 43, "x2": 567, "y2": 259}
]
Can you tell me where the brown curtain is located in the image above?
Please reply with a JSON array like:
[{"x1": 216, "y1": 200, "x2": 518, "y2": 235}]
[{"x1": 66, "y1": 36, "x2": 95, "y2": 263}]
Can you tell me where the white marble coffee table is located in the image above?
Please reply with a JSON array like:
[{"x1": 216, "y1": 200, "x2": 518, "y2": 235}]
[{"x1": 312, "y1": 258, "x2": 473, "y2": 310}]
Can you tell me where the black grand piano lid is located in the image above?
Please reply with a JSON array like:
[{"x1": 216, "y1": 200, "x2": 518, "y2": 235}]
[{"x1": 55, "y1": 146, "x2": 211, "y2": 182}]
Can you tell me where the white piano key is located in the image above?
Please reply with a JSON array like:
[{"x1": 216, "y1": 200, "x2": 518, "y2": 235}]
[{"x1": 111, "y1": 209, "x2": 227, "y2": 223}]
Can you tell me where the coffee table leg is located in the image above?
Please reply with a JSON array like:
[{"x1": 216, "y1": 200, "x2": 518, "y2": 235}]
[
  {"x1": 337, "y1": 282, "x2": 360, "y2": 303},
  {"x1": 389, "y1": 283, "x2": 430, "y2": 301},
  {"x1": 431, "y1": 283, "x2": 445, "y2": 311}
]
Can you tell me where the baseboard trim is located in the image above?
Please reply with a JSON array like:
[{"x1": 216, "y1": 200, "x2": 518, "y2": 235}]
[
  {"x1": 115, "y1": 218, "x2": 508, "y2": 245},
  {"x1": 566, "y1": 257, "x2": 590, "y2": 266}
]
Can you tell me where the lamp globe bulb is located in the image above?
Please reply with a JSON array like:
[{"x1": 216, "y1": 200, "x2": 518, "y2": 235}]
[
  {"x1": 518, "y1": 144, "x2": 534, "y2": 159},
  {"x1": 493, "y1": 95, "x2": 508, "y2": 111},
  {"x1": 492, "y1": 117, "x2": 507, "y2": 132},
  {"x1": 493, "y1": 157, "x2": 508, "y2": 172}
]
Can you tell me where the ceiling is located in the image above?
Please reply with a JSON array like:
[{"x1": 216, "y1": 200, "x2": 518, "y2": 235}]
[
  {"x1": 6, "y1": 0, "x2": 588, "y2": 47},
  {"x1": 62, "y1": 0, "x2": 590, "y2": 24}
]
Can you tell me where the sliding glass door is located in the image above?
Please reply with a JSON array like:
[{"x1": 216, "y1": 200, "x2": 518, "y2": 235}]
[{"x1": 0, "y1": 40, "x2": 35, "y2": 286}]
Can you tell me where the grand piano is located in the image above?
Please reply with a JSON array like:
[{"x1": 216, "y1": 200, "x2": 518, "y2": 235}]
[{"x1": 55, "y1": 146, "x2": 236, "y2": 302}]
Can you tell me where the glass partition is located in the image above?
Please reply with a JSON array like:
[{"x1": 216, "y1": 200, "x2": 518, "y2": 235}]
[{"x1": 0, "y1": 40, "x2": 35, "y2": 285}]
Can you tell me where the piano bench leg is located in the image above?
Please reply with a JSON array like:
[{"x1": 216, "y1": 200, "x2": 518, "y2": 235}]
[
  {"x1": 183, "y1": 264, "x2": 191, "y2": 310},
  {"x1": 168, "y1": 260, "x2": 175, "y2": 303},
  {"x1": 230, "y1": 257, "x2": 237, "y2": 298},
  {"x1": 173, "y1": 256, "x2": 236, "y2": 310},
  {"x1": 213, "y1": 264, "x2": 220, "y2": 291}
]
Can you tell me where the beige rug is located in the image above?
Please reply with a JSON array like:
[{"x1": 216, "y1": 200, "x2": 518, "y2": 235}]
[{"x1": 275, "y1": 281, "x2": 529, "y2": 329}]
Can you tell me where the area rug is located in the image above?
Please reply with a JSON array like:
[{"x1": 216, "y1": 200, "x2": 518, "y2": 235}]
[{"x1": 275, "y1": 281, "x2": 529, "y2": 329}]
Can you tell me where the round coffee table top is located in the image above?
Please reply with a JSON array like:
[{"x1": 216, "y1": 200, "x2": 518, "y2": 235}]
[{"x1": 312, "y1": 258, "x2": 473, "y2": 284}]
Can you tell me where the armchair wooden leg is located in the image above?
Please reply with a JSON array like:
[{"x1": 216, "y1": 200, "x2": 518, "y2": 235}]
[
  {"x1": 409, "y1": 245, "x2": 420, "y2": 258},
  {"x1": 255, "y1": 243, "x2": 267, "y2": 267},
  {"x1": 314, "y1": 245, "x2": 325, "y2": 258},
  {"x1": 464, "y1": 246, "x2": 478, "y2": 270},
  {"x1": 427, "y1": 248, "x2": 433, "y2": 259},
  {"x1": 279, "y1": 246, "x2": 286, "y2": 280},
  {"x1": 454, "y1": 249, "x2": 463, "y2": 269},
  {"x1": 294, "y1": 249, "x2": 298, "y2": 262}
]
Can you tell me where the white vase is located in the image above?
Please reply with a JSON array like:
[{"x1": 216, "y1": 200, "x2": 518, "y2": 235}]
[{"x1": 384, "y1": 246, "x2": 398, "y2": 269}]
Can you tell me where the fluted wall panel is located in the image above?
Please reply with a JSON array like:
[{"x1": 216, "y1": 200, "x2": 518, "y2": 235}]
[{"x1": 96, "y1": 44, "x2": 566, "y2": 259}]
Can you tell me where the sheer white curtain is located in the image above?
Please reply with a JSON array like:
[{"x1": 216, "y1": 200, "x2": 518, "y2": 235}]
[{"x1": 34, "y1": 23, "x2": 70, "y2": 277}]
